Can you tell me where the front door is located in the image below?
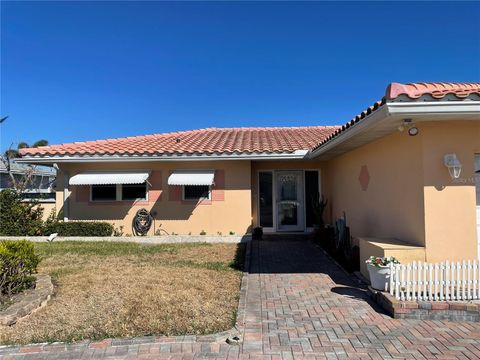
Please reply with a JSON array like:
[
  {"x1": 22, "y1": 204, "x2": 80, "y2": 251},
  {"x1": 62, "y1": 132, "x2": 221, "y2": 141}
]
[{"x1": 276, "y1": 171, "x2": 304, "y2": 231}]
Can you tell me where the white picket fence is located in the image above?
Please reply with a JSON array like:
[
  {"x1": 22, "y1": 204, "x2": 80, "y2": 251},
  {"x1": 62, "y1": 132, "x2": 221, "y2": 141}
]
[{"x1": 390, "y1": 260, "x2": 480, "y2": 301}]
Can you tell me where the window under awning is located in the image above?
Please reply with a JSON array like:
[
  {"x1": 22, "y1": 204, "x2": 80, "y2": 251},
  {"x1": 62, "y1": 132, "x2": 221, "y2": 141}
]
[
  {"x1": 69, "y1": 171, "x2": 150, "y2": 185},
  {"x1": 168, "y1": 170, "x2": 215, "y2": 186}
]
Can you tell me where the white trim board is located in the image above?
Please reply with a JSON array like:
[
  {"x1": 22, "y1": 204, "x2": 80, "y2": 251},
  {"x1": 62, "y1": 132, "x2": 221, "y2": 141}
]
[{"x1": 18, "y1": 150, "x2": 310, "y2": 164}]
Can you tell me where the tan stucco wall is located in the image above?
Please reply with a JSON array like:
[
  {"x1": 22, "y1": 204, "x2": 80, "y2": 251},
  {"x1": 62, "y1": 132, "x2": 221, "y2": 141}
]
[
  {"x1": 325, "y1": 120, "x2": 480, "y2": 263},
  {"x1": 325, "y1": 130, "x2": 425, "y2": 247},
  {"x1": 30, "y1": 201, "x2": 56, "y2": 221},
  {"x1": 55, "y1": 161, "x2": 252, "y2": 236},
  {"x1": 420, "y1": 121, "x2": 480, "y2": 262}
]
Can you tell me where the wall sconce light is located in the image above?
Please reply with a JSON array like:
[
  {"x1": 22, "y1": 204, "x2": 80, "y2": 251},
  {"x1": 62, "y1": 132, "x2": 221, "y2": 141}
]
[{"x1": 444, "y1": 153, "x2": 462, "y2": 179}]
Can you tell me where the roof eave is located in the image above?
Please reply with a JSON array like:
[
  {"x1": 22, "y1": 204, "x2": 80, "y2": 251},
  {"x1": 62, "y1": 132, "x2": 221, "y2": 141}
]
[
  {"x1": 307, "y1": 105, "x2": 390, "y2": 159},
  {"x1": 17, "y1": 150, "x2": 310, "y2": 165},
  {"x1": 308, "y1": 100, "x2": 480, "y2": 160}
]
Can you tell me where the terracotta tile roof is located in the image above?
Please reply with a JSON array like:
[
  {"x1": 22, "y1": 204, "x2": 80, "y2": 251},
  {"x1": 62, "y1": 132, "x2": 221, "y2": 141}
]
[
  {"x1": 20, "y1": 82, "x2": 479, "y2": 158},
  {"x1": 20, "y1": 126, "x2": 339, "y2": 157},
  {"x1": 386, "y1": 82, "x2": 480, "y2": 100},
  {"x1": 314, "y1": 82, "x2": 480, "y2": 150}
]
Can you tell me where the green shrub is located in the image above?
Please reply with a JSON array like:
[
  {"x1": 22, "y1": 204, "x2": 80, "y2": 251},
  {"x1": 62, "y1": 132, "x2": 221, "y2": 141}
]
[
  {"x1": 0, "y1": 240, "x2": 40, "y2": 297},
  {"x1": 47, "y1": 221, "x2": 114, "y2": 236},
  {"x1": 0, "y1": 189, "x2": 44, "y2": 236}
]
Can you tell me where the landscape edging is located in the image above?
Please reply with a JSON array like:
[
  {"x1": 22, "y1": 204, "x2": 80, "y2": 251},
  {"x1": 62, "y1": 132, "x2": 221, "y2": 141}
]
[
  {"x1": 368, "y1": 286, "x2": 480, "y2": 321},
  {"x1": 0, "y1": 275, "x2": 54, "y2": 326}
]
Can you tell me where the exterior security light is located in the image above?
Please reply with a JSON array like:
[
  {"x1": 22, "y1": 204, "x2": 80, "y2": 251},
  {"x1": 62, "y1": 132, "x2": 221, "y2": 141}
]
[
  {"x1": 399, "y1": 119, "x2": 419, "y2": 136},
  {"x1": 444, "y1": 153, "x2": 462, "y2": 179},
  {"x1": 408, "y1": 126, "x2": 419, "y2": 136}
]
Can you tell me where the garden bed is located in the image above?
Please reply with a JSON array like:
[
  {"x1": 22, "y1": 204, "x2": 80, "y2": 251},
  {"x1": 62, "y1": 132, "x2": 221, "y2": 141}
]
[
  {"x1": 368, "y1": 286, "x2": 480, "y2": 322},
  {"x1": 0, "y1": 241, "x2": 245, "y2": 344}
]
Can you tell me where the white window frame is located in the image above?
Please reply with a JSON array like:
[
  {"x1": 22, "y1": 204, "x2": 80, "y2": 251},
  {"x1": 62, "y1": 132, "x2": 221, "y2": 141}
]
[
  {"x1": 89, "y1": 183, "x2": 149, "y2": 202},
  {"x1": 182, "y1": 185, "x2": 211, "y2": 201}
]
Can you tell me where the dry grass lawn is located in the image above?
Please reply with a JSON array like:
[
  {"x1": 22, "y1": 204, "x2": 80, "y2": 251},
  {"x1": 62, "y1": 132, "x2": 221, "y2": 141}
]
[{"x1": 0, "y1": 241, "x2": 245, "y2": 345}]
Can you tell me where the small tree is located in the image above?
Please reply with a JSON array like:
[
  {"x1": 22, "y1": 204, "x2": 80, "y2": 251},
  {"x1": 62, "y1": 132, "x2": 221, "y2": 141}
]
[
  {"x1": 1, "y1": 139, "x2": 49, "y2": 194},
  {"x1": 0, "y1": 189, "x2": 45, "y2": 236}
]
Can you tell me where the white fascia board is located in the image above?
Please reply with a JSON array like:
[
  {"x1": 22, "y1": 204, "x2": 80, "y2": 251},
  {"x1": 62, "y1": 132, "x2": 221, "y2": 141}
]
[
  {"x1": 387, "y1": 100, "x2": 480, "y2": 115},
  {"x1": 307, "y1": 105, "x2": 390, "y2": 159},
  {"x1": 308, "y1": 101, "x2": 480, "y2": 159},
  {"x1": 17, "y1": 150, "x2": 310, "y2": 164}
]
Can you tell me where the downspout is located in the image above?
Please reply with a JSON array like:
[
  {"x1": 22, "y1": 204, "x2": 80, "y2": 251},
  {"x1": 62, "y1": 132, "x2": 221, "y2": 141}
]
[{"x1": 63, "y1": 171, "x2": 70, "y2": 222}]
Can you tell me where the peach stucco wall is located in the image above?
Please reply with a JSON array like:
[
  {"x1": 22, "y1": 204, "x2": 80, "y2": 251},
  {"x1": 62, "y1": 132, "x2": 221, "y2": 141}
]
[
  {"x1": 55, "y1": 161, "x2": 252, "y2": 236},
  {"x1": 325, "y1": 120, "x2": 480, "y2": 262},
  {"x1": 420, "y1": 121, "x2": 480, "y2": 262},
  {"x1": 33, "y1": 201, "x2": 56, "y2": 221},
  {"x1": 325, "y1": 129, "x2": 425, "y2": 247}
]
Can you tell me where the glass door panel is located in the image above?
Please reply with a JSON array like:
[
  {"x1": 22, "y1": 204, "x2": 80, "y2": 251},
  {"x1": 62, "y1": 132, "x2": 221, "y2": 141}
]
[{"x1": 276, "y1": 171, "x2": 304, "y2": 231}]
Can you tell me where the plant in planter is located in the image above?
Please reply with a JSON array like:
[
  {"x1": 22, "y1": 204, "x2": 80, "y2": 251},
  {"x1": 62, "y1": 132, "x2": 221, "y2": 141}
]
[
  {"x1": 311, "y1": 193, "x2": 328, "y2": 244},
  {"x1": 311, "y1": 192, "x2": 328, "y2": 231},
  {"x1": 365, "y1": 256, "x2": 399, "y2": 291},
  {"x1": 252, "y1": 227, "x2": 263, "y2": 240}
]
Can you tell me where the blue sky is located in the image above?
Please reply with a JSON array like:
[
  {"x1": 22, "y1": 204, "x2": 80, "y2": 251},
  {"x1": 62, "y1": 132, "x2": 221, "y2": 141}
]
[{"x1": 1, "y1": 1, "x2": 479, "y2": 150}]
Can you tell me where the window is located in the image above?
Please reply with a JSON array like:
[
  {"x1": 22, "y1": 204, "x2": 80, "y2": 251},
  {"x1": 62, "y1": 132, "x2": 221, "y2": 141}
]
[
  {"x1": 122, "y1": 183, "x2": 147, "y2": 201},
  {"x1": 305, "y1": 170, "x2": 320, "y2": 227},
  {"x1": 183, "y1": 185, "x2": 210, "y2": 201},
  {"x1": 259, "y1": 172, "x2": 273, "y2": 228},
  {"x1": 90, "y1": 183, "x2": 148, "y2": 201},
  {"x1": 91, "y1": 185, "x2": 117, "y2": 201}
]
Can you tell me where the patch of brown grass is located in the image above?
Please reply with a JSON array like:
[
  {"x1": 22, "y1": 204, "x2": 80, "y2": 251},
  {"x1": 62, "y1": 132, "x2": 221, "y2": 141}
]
[{"x1": 0, "y1": 242, "x2": 243, "y2": 344}]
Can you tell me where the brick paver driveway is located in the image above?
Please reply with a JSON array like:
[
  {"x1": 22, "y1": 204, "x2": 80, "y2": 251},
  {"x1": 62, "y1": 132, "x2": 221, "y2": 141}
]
[{"x1": 2, "y1": 238, "x2": 480, "y2": 359}]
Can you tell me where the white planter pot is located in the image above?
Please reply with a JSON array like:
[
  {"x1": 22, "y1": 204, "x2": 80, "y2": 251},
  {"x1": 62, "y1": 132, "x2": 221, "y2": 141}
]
[{"x1": 367, "y1": 264, "x2": 391, "y2": 291}]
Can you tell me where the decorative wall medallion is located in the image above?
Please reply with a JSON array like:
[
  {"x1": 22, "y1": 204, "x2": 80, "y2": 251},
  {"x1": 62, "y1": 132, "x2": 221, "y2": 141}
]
[{"x1": 358, "y1": 165, "x2": 370, "y2": 191}]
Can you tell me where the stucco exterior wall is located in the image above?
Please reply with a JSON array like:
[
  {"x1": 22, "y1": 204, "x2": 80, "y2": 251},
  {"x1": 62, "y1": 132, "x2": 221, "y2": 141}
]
[
  {"x1": 39, "y1": 202, "x2": 56, "y2": 221},
  {"x1": 55, "y1": 161, "x2": 252, "y2": 236},
  {"x1": 325, "y1": 130, "x2": 425, "y2": 247},
  {"x1": 325, "y1": 120, "x2": 480, "y2": 263},
  {"x1": 420, "y1": 121, "x2": 480, "y2": 262}
]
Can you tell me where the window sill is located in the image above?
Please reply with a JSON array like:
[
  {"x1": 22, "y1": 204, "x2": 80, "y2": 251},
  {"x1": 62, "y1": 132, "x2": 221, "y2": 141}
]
[
  {"x1": 88, "y1": 199, "x2": 150, "y2": 206},
  {"x1": 181, "y1": 198, "x2": 212, "y2": 205}
]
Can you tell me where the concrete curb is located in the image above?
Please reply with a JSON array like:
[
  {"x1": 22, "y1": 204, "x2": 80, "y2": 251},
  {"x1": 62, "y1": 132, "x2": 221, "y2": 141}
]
[{"x1": 0, "y1": 235, "x2": 252, "y2": 244}]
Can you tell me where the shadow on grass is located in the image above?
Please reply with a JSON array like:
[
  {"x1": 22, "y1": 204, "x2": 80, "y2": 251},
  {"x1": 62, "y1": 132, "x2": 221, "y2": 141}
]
[{"x1": 229, "y1": 243, "x2": 246, "y2": 271}]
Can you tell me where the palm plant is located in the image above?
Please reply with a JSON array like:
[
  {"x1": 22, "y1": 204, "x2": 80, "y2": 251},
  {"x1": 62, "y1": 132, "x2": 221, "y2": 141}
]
[
  {"x1": 311, "y1": 192, "x2": 328, "y2": 228},
  {"x1": 0, "y1": 125, "x2": 49, "y2": 192}
]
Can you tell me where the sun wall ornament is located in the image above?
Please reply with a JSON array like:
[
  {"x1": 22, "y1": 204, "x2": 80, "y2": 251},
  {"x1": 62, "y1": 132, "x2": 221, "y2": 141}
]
[{"x1": 358, "y1": 165, "x2": 370, "y2": 191}]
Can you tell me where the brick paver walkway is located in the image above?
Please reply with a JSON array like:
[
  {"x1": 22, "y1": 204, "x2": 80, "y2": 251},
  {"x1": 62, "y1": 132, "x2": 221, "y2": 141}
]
[{"x1": 2, "y1": 238, "x2": 480, "y2": 359}]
